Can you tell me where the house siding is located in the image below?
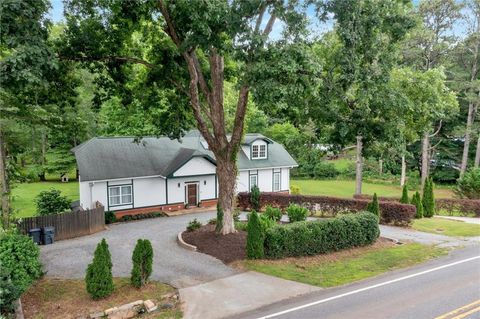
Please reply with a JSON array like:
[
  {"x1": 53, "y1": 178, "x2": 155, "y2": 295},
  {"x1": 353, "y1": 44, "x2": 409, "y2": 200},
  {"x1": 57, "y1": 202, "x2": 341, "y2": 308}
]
[{"x1": 172, "y1": 157, "x2": 216, "y2": 177}]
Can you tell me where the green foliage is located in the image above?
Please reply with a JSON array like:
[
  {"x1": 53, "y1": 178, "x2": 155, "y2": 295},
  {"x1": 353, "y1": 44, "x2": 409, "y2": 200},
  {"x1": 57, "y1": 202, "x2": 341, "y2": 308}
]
[
  {"x1": 215, "y1": 203, "x2": 223, "y2": 233},
  {"x1": 104, "y1": 211, "x2": 117, "y2": 224},
  {"x1": 131, "y1": 239, "x2": 153, "y2": 288},
  {"x1": 85, "y1": 239, "x2": 114, "y2": 300},
  {"x1": 234, "y1": 221, "x2": 248, "y2": 232},
  {"x1": 400, "y1": 185, "x2": 409, "y2": 204},
  {"x1": 250, "y1": 185, "x2": 261, "y2": 211},
  {"x1": 264, "y1": 205, "x2": 282, "y2": 222},
  {"x1": 422, "y1": 178, "x2": 436, "y2": 218},
  {"x1": 314, "y1": 162, "x2": 339, "y2": 179},
  {"x1": 0, "y1": 232, "x2": 42, "y2": 294},
  {"x1": 246, "y1": 211, "x2": 264, "y2": 260},
  {"x1": 411, "y1": 191, "x2": 424, "y2": 219},
  {"x1": 258, "y1": 214, "x2": 276, "y2": 233},
  {"x1": 35, "y1": 189, "x2": 71, "y2": 216},
  {"x1": 186, "y1": 219, "x2": 202, "y2": 232},
  {"x1": 455, "y1": 168, "x2": 480, "y2": 199},
  {"x1": 366, "y1": 193, "x2": 380, "y2": 217},
  {"x1": 286, "y1": 203, "x2": 308, "y2": 222},
  {"x1": 290, "y1": 184, "x2": 301, "y2": 195},
  {"x1": 0, "y1": 264, "x2": 21, "y2": 315},
  {"x1": 264, "y1": 212, "x2": 380, "y2": 259}
]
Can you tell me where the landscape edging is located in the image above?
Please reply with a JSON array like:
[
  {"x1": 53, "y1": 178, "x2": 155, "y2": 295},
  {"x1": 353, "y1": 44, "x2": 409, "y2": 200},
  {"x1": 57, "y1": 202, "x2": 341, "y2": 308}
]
[{"x1": 177, "y1": 231, "x2": 197, "y2": 251}]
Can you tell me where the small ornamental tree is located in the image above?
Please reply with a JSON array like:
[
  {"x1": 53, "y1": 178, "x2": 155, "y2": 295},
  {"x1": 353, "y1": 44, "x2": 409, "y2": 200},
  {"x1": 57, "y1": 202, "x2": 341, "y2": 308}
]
[
  {"x1": 85, "y1": 239, "x2": 114, "y2": 299},
  {"x1": 246, "y1": 211, "x2": 264, "y2": 259},
  {"x1": 131, "y1": 239, "x2": 153, "y2": 288},
  {"x1": 367, "y1": 193, "x2": 380, "y2": 217},
  {"x1": 422, "y1": 178, "x2": 435, "y2": 217},
  {"x1": 411, "y1": 191, "x2": 424, "y2": 219},
  {"x1": 250, "y1": 185, "x2": 261, "y2": 212},
  {"x1": 35, "y1": 189, "x2": 71, "y2": 216},
  {"x1": 400, "y1": 185, "x2": 409, "y2": 204}
]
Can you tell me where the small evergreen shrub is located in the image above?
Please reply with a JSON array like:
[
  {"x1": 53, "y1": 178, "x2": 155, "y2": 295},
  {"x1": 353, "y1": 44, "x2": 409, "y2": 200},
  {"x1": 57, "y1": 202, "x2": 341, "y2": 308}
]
[
  {"x1": 0, "y1": 264, "x2": 21, "y2": 315},
  {"x1": 314, "y1": 162, "x2": 339, "y2": 179},
  {"x1": 286, "y1": 203, "x2": 308, "y2": 222},
  {"x1": 264, "y1": 205, "x2": 282, "y2": 222},
  {"x1": 131, "y1": 239, "x2": 153, "y2": 288},
  {"x1": 366, "y1": 193, "x2": 380, "y2": 217},
  {"x1": 246, "y1": 211, "x2": 264, "y2": 259},
  {"x1": 400, "y1": 185, "x2": 409, "y2": 204},
  {"x1": 411, "y1": 191, "x2": 424, "y2": 219},
  {"x1": 105, "y1": 211, "x2": 117, "y2": 224},
  {"x1": 85, "y1": 239, "x2": 114, "y2": 299},
  {"x1": 250, "y1": 185, "x2": 261, "y2": 211},
  {"x1": 35, "y1": 189, "x2": 71, "y2": 216},
  {"x1": 422, "y1": 178, "x2": 435, "y2": 217},
  {"x1": 186, "y1": 219, "x2": 202, "y2": 232},
  {"x1": 290, "y1": 184, "x2": 301, "y2": 195},
  {"x1": 455, "y1": 168, "x2": 480, "y2": 199}
]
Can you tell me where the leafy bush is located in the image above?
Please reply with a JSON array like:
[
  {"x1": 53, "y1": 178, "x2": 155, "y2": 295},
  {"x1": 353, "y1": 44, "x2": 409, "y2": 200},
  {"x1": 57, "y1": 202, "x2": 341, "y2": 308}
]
[
  {"x1": 422, "y1": 178, "x2": 435, "y2": 218},
  {"x1": 366, "y1": 193, "x2": 380, "y2": 217},
  {"x1": 264, "y1": 205, "x2": 282, "y2": 222},
  {"x1": 286, "y1": 203, "x2": 308, "y2": 222},
  {"x1": 131, "y1": 239, "x2": 153, "y2": 288},
  {"x1": 186, "y1": 218, "x2": 202, "y2": 232},
  {"x1": 234, "y1": 221, "x2": 248, "y2": 231},
  {"x1": 0, "y1": 265, "x2": 21, "y2": 315},
  {"x1": 250, "y1": 185, "x2": 261, "y2": 211},
  {"x1": 259, "y1": 213, "x2": 276, "y2": 232},
  {"x1": 411, "y1": 191, "x2": 423, "y2": 219},
  {"x1": 264, "y1": 212, "x2": 380, "y2": 259},
  {"x1": 0, "y1": 232, "x2": 42, "y2": 294},
  {"x1": 400, "y1": 185, "x2": 409, "y2": 204},
  {"x1": 314, "y1": 162, "x2": 339, "y2": 179},
  {"x1": 105, "y1": 211, "x2": 117, "y2": 224},
  {"x1": 290, "y1": 184, "x2": 301, "y2": 195},
  {"x1": 455, "y1": 168, "x2": 480, "y2": 199},
  {"x1": 246, "y1": 211, "x2": 264, "y2": 259},
  {"x1": 119, "y1": 212, "x2": 163, "y2": 222},
  {"x1": 85, "y1": 239, "x2": 114, "y2": 299},
  {"x1": 35, "y1": 189, "x2": 71, "y2": 216}
]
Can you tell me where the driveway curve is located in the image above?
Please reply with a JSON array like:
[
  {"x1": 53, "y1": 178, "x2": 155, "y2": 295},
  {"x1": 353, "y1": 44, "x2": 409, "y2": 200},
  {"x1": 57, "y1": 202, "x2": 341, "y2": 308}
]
[{"x1": 40, "y1": 211, "x2": 237, "y2": 288}]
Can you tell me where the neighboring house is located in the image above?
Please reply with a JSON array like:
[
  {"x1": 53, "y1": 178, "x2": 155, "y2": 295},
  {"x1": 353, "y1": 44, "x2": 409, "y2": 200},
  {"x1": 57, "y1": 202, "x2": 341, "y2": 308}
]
[{"x1": 73, "y1": 130, "x2": 297, "y2": 217}]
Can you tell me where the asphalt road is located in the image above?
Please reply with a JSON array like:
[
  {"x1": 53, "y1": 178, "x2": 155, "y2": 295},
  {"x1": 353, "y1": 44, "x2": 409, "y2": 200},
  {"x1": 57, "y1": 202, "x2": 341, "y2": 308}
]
[{"x1": 234, "y1": 245, "x2": 480, "y2": 319}]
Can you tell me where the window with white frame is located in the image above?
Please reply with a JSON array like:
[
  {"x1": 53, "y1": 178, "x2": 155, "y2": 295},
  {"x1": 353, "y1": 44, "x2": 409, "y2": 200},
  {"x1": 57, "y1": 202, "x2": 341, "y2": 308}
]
[
  {"x1": 250, "y1": 174, "x2": 258, "y2": 190},
  {"x1": 251, "y1": 143, "x2": 267, "y2": 159},
  {"x1": 273, "y1": 172, "x2": 281, "y2": 191},
  {"x1": 259, "y1": 144, "x2": 266, "y2": 158},
  {"x1": 109, "y1": 185, "x2": 132, "y2": 206}
]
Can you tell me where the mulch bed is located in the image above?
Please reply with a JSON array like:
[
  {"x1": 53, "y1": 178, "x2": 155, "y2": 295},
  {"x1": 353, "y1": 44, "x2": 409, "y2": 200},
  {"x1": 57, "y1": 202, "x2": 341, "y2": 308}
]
[{"x1": 182, "y1": 224, "x2": 247, "y2": 264}]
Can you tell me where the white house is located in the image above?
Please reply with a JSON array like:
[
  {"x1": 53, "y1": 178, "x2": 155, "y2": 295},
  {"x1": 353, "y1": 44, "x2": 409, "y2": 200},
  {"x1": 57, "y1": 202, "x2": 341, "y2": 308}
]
[{"x1": 73, "y1": 130, "x2": 297, "y2": 217}]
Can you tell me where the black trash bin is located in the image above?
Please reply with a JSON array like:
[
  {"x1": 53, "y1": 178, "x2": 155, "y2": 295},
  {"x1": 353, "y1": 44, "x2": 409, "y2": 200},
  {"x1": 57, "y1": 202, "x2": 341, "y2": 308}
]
[
  {"x1": 28, "y1": 228, "x2": 42, "y2": 245},
  {"x1": 41, "y1": 226, "x2": 55, "y2": 245}
]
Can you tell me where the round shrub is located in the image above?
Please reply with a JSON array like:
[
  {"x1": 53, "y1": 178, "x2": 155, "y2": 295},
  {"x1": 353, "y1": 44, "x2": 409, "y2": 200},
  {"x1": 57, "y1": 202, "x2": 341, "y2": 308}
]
[
  {"x1": 105, "y1": 211, "x2": 117, "y2": 224},
  {"x1": 264, "y1": 205, "x2": 282, "y2": 222},
  {"x1": 0, "y1": 232, "x2": 42, "y2": 294},
  {"x1": 246, "y1": 211, "x2": 264, "y2": 259},
  {"x1": 290, "y1": 184, "x2": 301, "y2": 195},
  {"x1": 131, "y1": 239, "x2": 153, "y2": 288},
  {"x1": 85, "y1": 239, "x2": 114, "y2": 299},
  {"x1": 455, "y1": 168, "x2": 480, "y2": 199},
  {"x1": 35, "y1": 189, "x2": 71, "y2": 216},
  {"x1": 186, "y1": 218, "x2": 202, "y2": 232},
  {"x1": 286, "y1": 203, "x2": 308, "y2": 222},
  {"x1": 314, "y1": 162, "x2": 339, "y2": 179}
]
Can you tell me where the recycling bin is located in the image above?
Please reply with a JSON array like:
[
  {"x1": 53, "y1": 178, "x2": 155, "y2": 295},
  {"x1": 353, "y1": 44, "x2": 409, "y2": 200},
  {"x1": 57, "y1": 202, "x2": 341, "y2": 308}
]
[
  {"x1": 41, "y1": 226, "x2": 55, "y2": 245},
  {"x1": 28, "y1": 228, "x2": 42, "y2": 245}
]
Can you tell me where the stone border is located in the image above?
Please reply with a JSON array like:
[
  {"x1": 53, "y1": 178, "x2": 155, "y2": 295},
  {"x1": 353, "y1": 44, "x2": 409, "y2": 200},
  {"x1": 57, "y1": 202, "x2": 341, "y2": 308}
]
[{"x1": 177, "y1": 231, "x2": 197, "y2": 251}]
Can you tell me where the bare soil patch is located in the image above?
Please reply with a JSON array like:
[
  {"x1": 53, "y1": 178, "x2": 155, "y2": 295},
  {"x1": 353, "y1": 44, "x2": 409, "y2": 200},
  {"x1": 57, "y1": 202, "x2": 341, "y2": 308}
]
[{"x1": 182, "y1": 224, "x2": 247, "y2": 264}]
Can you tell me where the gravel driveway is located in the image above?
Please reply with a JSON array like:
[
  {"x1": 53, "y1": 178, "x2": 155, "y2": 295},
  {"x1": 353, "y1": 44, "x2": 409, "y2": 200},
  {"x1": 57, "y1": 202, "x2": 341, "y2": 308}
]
[{"x1": 40, "y1": 211, "x2": 237, "y2": 288}]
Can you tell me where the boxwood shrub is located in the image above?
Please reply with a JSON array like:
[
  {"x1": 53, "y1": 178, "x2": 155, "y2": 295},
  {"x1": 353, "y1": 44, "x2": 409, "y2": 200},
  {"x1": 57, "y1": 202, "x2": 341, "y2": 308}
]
[{"x1": 264, "y1": 212, "x2": 379, "y2": 259}]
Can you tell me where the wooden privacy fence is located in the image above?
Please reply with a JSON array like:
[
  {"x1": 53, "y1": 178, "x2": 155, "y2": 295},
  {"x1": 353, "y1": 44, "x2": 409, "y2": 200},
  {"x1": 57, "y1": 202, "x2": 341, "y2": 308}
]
[{"x1": 18, "y1": 206, "x2": 105, "y2": 241}]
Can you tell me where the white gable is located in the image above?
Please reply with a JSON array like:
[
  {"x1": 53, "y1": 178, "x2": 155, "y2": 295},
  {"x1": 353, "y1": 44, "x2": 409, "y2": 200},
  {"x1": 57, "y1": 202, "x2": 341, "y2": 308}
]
[{"x1": 173, "y1": 157, "x2": 216, "y2": 177}]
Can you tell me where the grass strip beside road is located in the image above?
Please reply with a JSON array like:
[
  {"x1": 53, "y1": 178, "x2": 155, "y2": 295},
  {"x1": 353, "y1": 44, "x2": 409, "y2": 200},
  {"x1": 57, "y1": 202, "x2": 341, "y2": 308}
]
[
  {"x1": 413, "y1": 218, "x2": 480, "y2": 237},
  {"x1": 240, "y1": 241, "x2": 448, "y2": 288}
]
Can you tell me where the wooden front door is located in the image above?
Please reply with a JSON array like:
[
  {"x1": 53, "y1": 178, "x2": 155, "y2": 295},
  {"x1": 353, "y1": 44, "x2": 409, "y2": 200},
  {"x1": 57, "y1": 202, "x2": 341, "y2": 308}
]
[{"x1": 187, "y1": 184, "x2": 198, "y2": 206}]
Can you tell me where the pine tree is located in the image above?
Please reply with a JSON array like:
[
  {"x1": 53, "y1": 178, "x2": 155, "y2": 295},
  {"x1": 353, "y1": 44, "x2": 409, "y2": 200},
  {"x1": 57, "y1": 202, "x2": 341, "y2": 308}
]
[
  {"x1": 411, "y1": 191, "x2": 424, "y2": 219},
  {"x1": 131, "y1": 239, "x2": 154, "y2": 288},
  {"x1": 422, "y1": 178, "x2": 436, "y2": 218},
  {"x1": 250, "y1": 185, "x2": 261, "y2": 211},
  {"x1": 400, "y1": 185, "x2": 409, "y2": 204},
  {"x1": 366, "y1": 193, "x2": 380, "y2": 217},
  {"x1": 85, "y1": 239, "x2": 114, "y2": 299},
  {"x1": 246, "y1": 211, "x2": 264, "y2": 259}
]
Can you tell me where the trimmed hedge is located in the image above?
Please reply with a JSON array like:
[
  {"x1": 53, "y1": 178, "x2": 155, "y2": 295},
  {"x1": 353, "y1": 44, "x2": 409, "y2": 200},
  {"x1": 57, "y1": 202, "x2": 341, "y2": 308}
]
[
  {"x1": 238, "y1": 192, "x2": 415, "y2": 226},
  {"x1": 264, "y1": 212, "x2": 380, "y2": 259}
]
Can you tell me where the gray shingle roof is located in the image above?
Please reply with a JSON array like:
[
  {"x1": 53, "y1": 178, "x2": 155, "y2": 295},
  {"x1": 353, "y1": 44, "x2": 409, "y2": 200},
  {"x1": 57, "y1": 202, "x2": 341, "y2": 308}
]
[{"x1": 73, "y1": 130, "x2": 297, "y2": 182}]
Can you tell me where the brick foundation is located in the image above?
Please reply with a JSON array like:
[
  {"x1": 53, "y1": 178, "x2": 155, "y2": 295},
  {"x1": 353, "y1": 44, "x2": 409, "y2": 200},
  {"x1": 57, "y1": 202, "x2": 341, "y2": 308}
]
[{"x1": 113, "y1": 199, "x2": 218, "y2": 218}]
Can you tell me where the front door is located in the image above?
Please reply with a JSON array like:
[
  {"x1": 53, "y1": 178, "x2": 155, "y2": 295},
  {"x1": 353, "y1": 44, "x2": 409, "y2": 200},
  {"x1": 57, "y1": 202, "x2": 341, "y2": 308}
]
[{"x1": 187, "y1": 184, "x2": 198, "y2": 206}]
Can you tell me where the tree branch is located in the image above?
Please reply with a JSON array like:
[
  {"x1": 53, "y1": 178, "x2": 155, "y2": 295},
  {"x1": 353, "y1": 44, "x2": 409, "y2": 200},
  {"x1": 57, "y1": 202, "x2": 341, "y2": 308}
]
[
  {"x1": 429, "y1": 120, "x2": 443, "y2": 138},
  {"x1": 229, "y1": 86, "x2": 250, "y2": 153},
  {"x1": 263, "y1": 13, "x2": 277, "y2": 37},
  {"x1": 59, "y1": 55, "x2": 156, "y2": 68}
]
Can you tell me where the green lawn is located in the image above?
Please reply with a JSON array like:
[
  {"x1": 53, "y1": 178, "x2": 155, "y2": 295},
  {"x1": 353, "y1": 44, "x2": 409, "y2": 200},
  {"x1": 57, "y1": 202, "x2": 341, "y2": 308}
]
[
  {"x1": 243, "y1": 243, "x2": 447, "y2": 288},
  {"x1": 291, "y1": 179, "x2": 454, "y2": 199},
  {"x1": 327, "y1": 158, "x2": 353, "y2": 172},
  {"x1": 412, "y1": 218, "x2": 480, "y2": 237},
  {"x1": 11, "y1": 181, "x2": 79, "y2": 218}
]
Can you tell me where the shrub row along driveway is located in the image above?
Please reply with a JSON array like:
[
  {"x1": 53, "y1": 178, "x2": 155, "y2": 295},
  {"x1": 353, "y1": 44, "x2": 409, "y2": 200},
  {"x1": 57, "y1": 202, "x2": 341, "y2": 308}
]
[{"x1": 40, "y1": 211, "x2": 236, "y2": 288}]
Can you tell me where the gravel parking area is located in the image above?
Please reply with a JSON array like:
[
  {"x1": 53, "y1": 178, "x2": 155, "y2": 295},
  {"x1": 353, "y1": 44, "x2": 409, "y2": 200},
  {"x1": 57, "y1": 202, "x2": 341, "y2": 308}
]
[{"x1": 40, "y1": 211, "x2": 237, "y2": 288}]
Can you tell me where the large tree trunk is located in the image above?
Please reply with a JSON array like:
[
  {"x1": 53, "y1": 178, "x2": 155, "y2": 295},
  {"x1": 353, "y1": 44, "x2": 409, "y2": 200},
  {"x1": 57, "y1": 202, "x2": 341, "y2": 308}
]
[
  {"x1": 39, "y1": 129, "x2": 47, "y2": 181},
  {"x1": 378, "y1": 159, "x2": 383, "y2": 175},
  {"x1": 0, "y1": 130, "x2": 10, "y2": 228},
  {"x1": 475, "y1": 134, "x2": 480, "y2": 168},
  {"x1": 215, "y1": 156, "x2": 237, "y2": 234},
  {"x1": 355, "y1": 135, "x2": 363, "y2": 195},
  {"x1": 460, "y1": 105, "x2": 476, "y2": 176},
  {"x1": 421, "y1": 132, "x2": 429, "y2": 192},
  {"x1": 400, "y1": 154, "x2": 406, "y2": 186}
]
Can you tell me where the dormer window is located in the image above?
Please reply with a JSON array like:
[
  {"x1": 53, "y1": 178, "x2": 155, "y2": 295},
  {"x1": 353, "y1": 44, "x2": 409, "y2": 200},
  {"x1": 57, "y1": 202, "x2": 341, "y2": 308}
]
[{"x1": 252, "y1": 144, "x2": 267, "y2": 159}]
